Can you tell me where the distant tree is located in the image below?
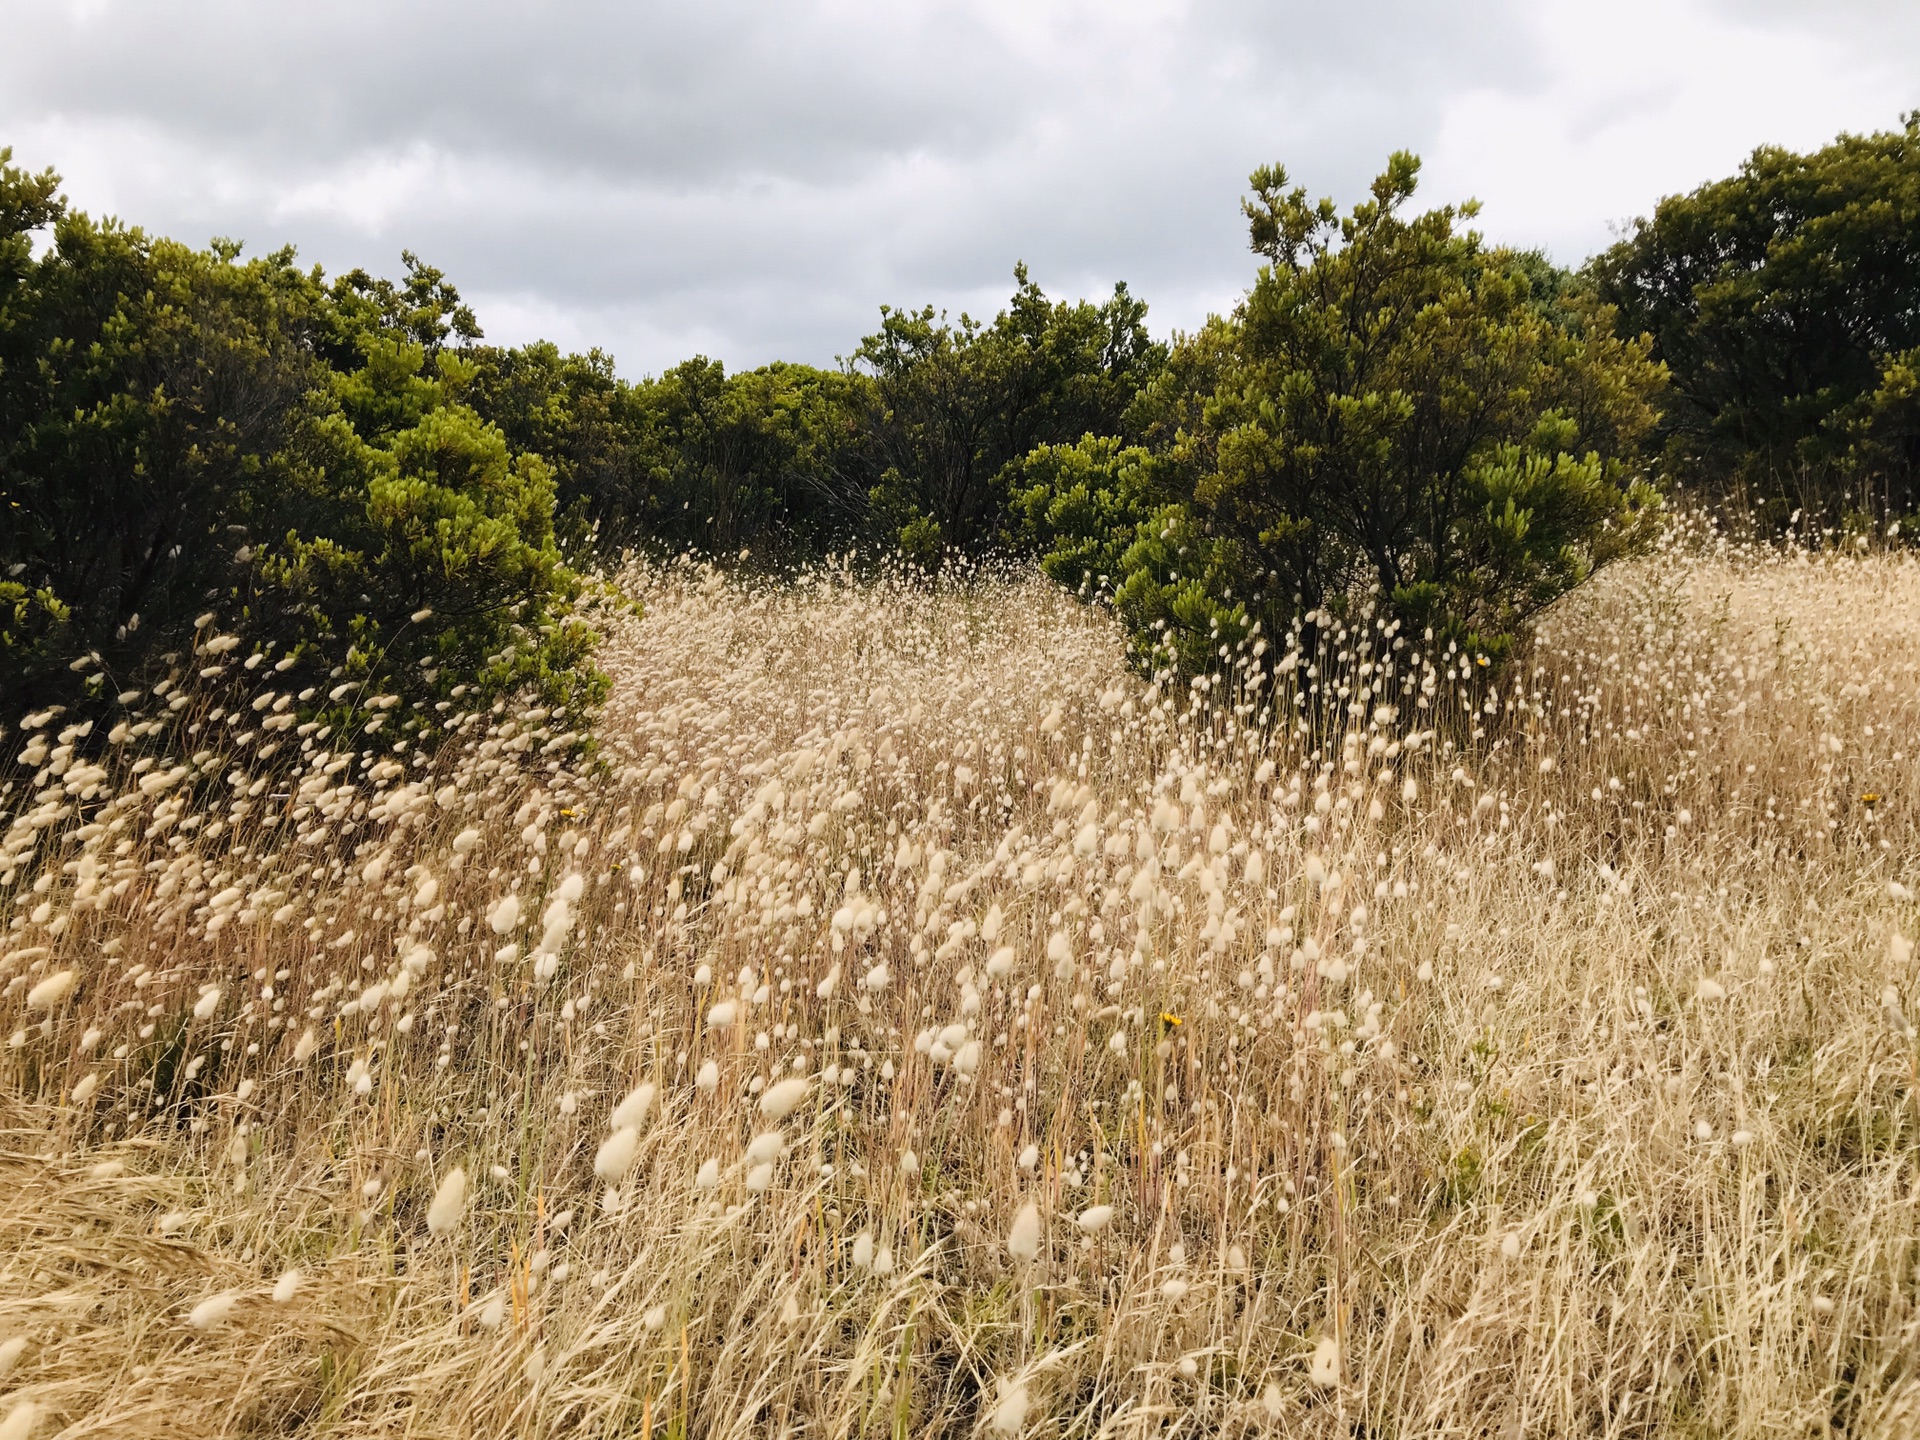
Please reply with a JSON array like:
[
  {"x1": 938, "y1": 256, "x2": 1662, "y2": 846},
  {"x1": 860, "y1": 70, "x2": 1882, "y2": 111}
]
[
  {"x1": 0, "y1": 150, "x2": 602, "y2": 725},
  {"x1": 0, "y1": 149, "x2": 320, "y2": 700},
  {"x1": 855, "y1": 264, "x2": 1163, "y2": 561},
  {"x1": 1018, "y1": 154, "x2": 1665, "y2": 678},
  {"x1": 460, "y1": 341, "x2": 634, "y2": 548},
  {"x1": 1589, "y1": 114, "x2": 1920, "y2": 531},
  {"x1": 618, "y1": 359, "x2": 871, "y2": 556}
]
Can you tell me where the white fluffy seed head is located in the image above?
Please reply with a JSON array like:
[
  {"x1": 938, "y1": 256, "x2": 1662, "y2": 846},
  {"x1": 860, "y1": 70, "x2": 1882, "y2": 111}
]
[
  {"x1": 759, "y1": 1076, "x2": 810, "y2": 1121},
  {"x1": 1007, "y1": 1201, "x2": 1041, "y2": 1262},
  {"x1": 426, "y1": 1166, "x2": 468, "y2": 1236},
  {"x1": 695, "y1": 1060, "x2": 720, "y2": 1093},
  {"x1": 1076, "y1": 1205, "x2": 1113, "y2": 1232},
  {"x1": 187, "y1": 1291, "x2": 240, "y2": 1330},
  {"x1": 991, "y1": 1382, "x2": 1030, "y2": 1434},
  {"x1": 594, "y1": 1127, "x2": 641, "y2": 1182},
  {"x1": 488, "y1": 894, "x2": 521, "y2": 934},
  {"x1": 0, "y1": 1336, "x2": 25, "y2": 1379},
  {"x1": 1308, "y1": 1333, "x2": 1341, "y2": 1387},
  {"x1": 272, "y1": 1270, "x2": 302, "y2": 1303},
  {"x1": 26, "y1": 970, "x2": 75, "y2": 1010},
  {"x1": 610, "y1": 1082, "x2": 657, "y2": 1131},
  {"x1": 0, "y1": 1400, "x2": 43, "y2": 1440}
]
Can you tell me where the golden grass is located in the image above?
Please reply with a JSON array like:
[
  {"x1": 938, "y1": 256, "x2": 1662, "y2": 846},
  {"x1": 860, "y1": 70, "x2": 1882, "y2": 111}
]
[{"x1": 2, "y1": 538, "x2": 1918, "y2": 1437}]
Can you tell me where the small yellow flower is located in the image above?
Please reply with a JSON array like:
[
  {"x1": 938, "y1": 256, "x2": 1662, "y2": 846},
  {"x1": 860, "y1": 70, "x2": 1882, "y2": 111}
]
[
  {"x1": 1160, "y1": 1012, "x2": 1184, "y2": 1029},
  {"x1": 1861, "y1": 793, "x2": 1881, "y2": 806}
]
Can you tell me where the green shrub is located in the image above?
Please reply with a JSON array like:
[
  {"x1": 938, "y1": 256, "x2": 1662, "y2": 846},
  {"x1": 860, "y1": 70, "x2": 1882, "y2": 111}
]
[
  {"x1": 1589, "y1": 114, "x2": 1920, "y2": 530},
  {"x1": 0, "y1": 152, "x2": 605, "y2": 729},
  {"x1": 1017, "y1": 154, "x2": 1665, "y2": 680}
]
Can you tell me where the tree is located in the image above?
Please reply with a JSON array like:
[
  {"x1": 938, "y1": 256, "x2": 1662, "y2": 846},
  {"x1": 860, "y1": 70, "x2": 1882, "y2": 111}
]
[
  {"x1": 856, "y1": 265, "x2": 1163, "y2": 561},
  {"x1": 0, "y1": 149, "x2": 321, "y2": 701},
  {"x1": 0, "y1": 151, "x2": 604, "y2": 726},
  {"x1": 1018, "y1": 154, "x2": 1664, "y2": 679},
  {"x1": 1589, "y1": 114, "x2": 1920, "y2": 530}
]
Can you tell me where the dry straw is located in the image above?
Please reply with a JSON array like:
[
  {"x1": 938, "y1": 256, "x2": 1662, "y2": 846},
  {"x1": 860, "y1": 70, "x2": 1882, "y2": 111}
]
[{"x1": 1, "y1": 538, "x2": 1917, "y2": 1435}]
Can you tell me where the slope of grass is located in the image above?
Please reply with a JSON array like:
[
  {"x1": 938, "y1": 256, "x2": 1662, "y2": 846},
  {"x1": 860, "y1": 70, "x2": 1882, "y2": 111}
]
[{"x1": 1, "y1": 541, "x2": 1918, "y2": 1437}]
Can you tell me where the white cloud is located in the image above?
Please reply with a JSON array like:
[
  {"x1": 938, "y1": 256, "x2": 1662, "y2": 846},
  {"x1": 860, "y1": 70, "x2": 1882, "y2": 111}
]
[
  {"x1": 1423, "y1": 0, "x2": 1920, "y2": 263},
  {"x1": 2, "y1": 0, "x2": 1912, "y2": 374}
]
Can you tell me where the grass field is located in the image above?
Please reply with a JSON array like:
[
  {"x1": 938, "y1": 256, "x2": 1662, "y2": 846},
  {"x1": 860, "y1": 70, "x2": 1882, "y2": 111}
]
[{"x1": 3, "y1": 536, "x2": 1919, "y2": 1438}]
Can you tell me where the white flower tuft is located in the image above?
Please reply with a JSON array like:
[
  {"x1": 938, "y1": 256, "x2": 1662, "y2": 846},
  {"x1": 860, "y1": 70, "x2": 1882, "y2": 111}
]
[
  {"x1": 990, "y1": 1381, "x2": 1029, "y2": 1434},
  {"x1": 488, "y1": 894, "x2": 521, "y2": 935},
  {"x1": 610, "y1": 1082, "x2": 657, "y2": 1131},
  {"x1": 26, "y1": 970, "x2": 75, "y2": 1010},
  {"x1": 1076, "y1": 1205, "x2": 1114, "y2": 1232},
  {"x1": 594, "y1": 1127, "x2": 641, "y2": 1182},
  {"x1": 1308, "y1": 1333, "x2": 1340, "y2": 1387},
  {"x1": 187, "y1": 1291, "x2": 240, "y2": 1330},
  {"x1": 426, "y1": 1166, "x2": 468, "y2": 1236},
  {"x1": 759, "y1": 1076, "x2": 810, "y2": 1121},
  {"x1": 1007, "y1": 1201, "x2": 1041, "y2": 1262}
]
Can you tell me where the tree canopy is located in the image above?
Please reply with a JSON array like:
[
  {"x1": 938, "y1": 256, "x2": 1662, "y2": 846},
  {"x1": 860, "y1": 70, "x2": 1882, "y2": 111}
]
[
  {"x1": 1017, "y1": 153, "x2": 1664, "y2": 678},
  {"x1": 1589, "y1": 114, "x2": 1920, "y2": 531},
  {"x1": 11, "y1": 115, "x2": 1920, "y2": 730},
  {"x1": 0, "y1": 151, "x2": 600, "y2": 725}
]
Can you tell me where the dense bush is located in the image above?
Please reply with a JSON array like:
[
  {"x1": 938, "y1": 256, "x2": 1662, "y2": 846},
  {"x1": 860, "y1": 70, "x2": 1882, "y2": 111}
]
[
  {"x1": 0, "y1": 153, "x2": 602, "y2": 727},
  {"x1": 854, "y1": 264, "x2": 1164, "y2": 562},
  {"x1": 1017, "y1": 154, "x2": 1665, "y2": 678},
  {"x1": 18, "y1": 118, "x2": 1920, "y2": 728},
  {"x1": 1589, "y1": 114, "x2": 1920, "y2": 532}
]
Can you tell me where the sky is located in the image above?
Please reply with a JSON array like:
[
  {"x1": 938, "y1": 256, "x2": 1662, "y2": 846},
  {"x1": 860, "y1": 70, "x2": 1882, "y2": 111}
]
[{"x1": 3, "y1": 0, "x2": 1916, "y2": 377}]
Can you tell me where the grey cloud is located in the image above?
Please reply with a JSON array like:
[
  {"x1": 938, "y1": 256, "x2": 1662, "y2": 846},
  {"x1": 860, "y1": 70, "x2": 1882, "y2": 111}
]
[{"x1": 2, "y1": 0, "x2": 1909, "y2": 374}]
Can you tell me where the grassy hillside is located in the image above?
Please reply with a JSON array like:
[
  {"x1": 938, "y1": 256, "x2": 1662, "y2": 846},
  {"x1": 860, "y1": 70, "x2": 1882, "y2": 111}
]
[{"x1": 1, "y1": 537, "x2": 1918, "y2": 1437}]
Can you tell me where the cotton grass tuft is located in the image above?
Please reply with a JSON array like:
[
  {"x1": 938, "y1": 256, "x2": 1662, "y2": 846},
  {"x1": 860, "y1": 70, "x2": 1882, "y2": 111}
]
[{"x1": 426, "y1": 1166, "x2": 468, "y2": 1235}]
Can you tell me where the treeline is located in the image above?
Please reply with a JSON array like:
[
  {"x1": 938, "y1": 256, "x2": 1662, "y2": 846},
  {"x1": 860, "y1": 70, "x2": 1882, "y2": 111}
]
[
  {"x1": 4, "y1": 115, "x2": 1917, "y2": 723},
  {"x1": 466, "y1": 262, "x2": 1163, "y2": 565}
]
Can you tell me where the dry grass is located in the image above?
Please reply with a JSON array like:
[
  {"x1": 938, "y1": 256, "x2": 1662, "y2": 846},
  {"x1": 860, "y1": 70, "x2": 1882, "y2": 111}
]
[{"x1": 2, "y1": 538, "x2": 1919, "y2": 1438}]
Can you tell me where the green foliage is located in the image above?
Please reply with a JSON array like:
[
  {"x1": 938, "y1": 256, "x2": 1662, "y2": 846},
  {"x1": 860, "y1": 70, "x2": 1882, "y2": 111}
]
[
  {"x1": 1589, "y1": 114, "x2": 1920, "y2": 529},
  {"x1": 856, "y1": 264, "x2": 1164, "y2": 557},
  {"x1": 262, "y1": 401, "x2": 606, "y2": 725},
  {"x1": 462, "y1": 346, "x2": 873, "y2": 558},
  {"x1": 620, "y1": 359, "x2": 872, "y2": 555},
  {"x1": 0, "y1": 148, "x2": 321, "y2": 695},
  {"x1": 1018, "y1": 154, "x2": 1664, "y2": 680},
  {"x1": 0, "y1": 151, "x2": 603, "y2": 725}
]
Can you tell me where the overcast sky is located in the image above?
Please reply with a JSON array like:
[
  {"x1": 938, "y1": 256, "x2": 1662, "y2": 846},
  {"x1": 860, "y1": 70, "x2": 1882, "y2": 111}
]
[{"x1": 4, "y1": 0, "x2": 1916, "y2": 376}]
